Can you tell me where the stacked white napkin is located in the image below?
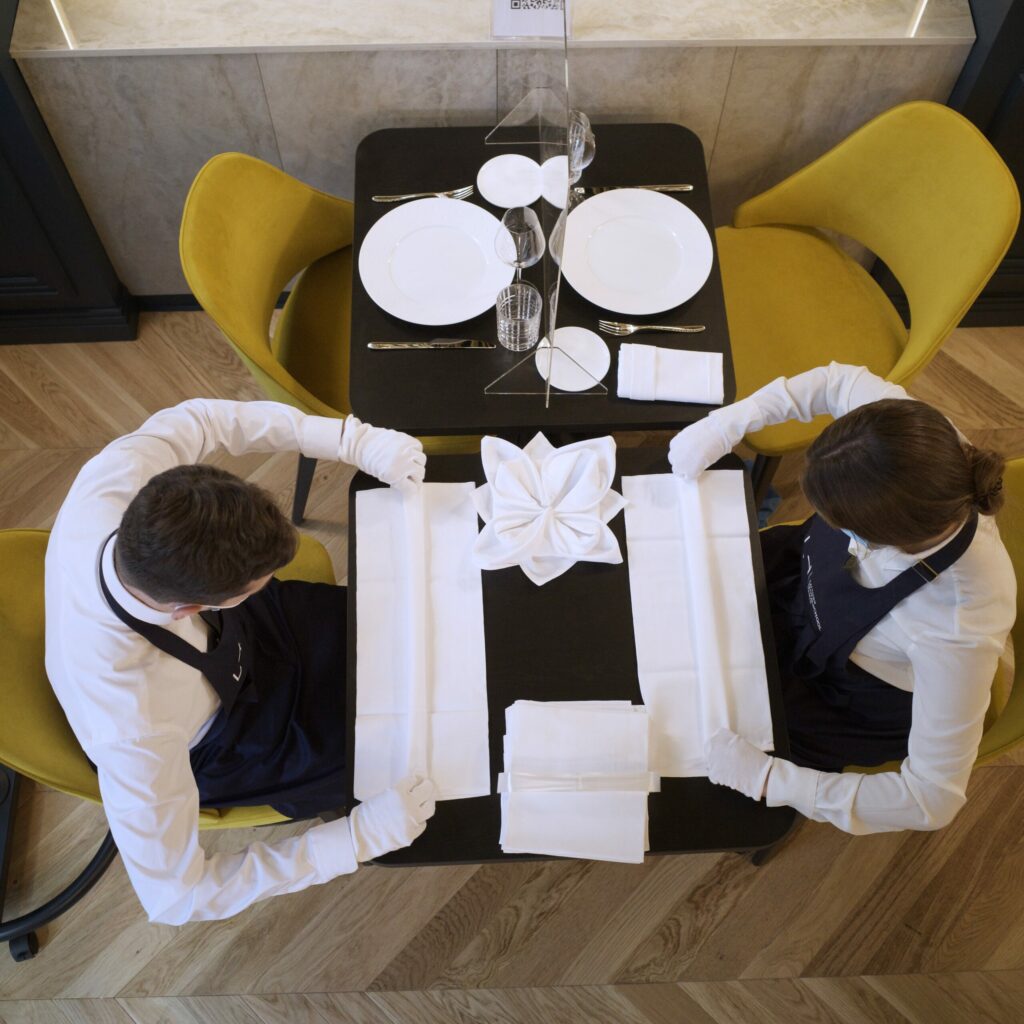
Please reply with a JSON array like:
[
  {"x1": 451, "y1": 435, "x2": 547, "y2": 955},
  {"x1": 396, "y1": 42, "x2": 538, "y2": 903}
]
[
  {"x1": 622, "y1": 470, "x2": 774, "y2": 776},
  {"x1": 354, "y1": 483, "x2": 490, "y2": 802},
  {"x1": 617, "y1": 343, "x2": 724, "y2": 405},
  {"x1": 499, "y1": 700, "x2": 658, "y2": 863},
  {"x1": 473, "y1": 433, "x2": 627, "y2": 586}
]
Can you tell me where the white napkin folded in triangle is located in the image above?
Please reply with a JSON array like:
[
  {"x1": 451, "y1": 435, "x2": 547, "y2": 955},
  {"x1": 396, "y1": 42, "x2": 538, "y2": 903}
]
[{"x1": 473, "y1": 432, "x2": 627, "y2": 585}]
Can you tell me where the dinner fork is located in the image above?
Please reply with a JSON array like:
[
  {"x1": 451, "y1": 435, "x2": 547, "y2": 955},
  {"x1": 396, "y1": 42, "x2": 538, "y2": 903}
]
[
  {"x1": 371, "y1": 185, "x2": 474, "y2": 203},
  {"x1": 598, "y1": 320, "x2": 706, "y2": 336}
]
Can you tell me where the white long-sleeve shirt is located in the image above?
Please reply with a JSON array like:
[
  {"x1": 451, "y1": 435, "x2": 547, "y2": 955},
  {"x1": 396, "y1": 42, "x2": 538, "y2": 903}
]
[
  {"x1": 45, "y1": 399, "x2": 361, "y2": 925},
  {"x1": 699, "y1": 363, "x2": 1016, "y2": 834}
]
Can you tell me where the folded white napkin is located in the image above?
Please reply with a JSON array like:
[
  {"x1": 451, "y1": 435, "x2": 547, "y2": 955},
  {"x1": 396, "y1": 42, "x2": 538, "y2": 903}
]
[
  {"x1": 617, "y1": 343, "x2": 724, "y2": 405},
  {"x1": 622, "y1": 471, "x2": 774, "y2": 776},
  {"x1": 473, "y1": 433, "x2": 627, "y2": 586},
  {"x1": 499, "y1": 700, "x2": 657, "y2": 863},
  {"x1": 354, "y1": 483, "x2": 490, "y2": 801}
]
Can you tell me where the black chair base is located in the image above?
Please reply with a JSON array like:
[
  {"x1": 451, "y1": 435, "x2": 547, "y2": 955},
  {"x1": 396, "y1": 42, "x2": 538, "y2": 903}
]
[
  {"x1": 292, "y1": 454, "x2": 317, "y2": 525},
  {"x1": 0, "y1": 765, "x2": 118, "y2": 961}
]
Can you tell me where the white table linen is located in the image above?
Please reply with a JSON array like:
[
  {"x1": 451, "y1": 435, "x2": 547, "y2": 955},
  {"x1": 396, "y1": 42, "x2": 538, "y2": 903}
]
[
  {"x1": 499, "y1": 700, "x2": 657, "y2": 863},
  {"x1": 355, "y1": 483, "x2": 490, "y2": 801},
  {"x1": 622, "y1": 470, "x2": 773, "y2": 776},
  {"x1": 473, "y1": 433, "x2": 626, "y2": 586},
  {"x1": 617, "y1": 343, "x2": 724, "y2": 405}
]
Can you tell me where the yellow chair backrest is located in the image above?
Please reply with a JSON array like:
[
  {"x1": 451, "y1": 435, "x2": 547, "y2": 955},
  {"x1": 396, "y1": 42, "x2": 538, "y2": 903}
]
[
  {"x1": 976, "y1": 457, "x2": 1024, "y2": 764},
  {"x1": 0, "y1": 529, "x2": 334, "y2": 827},
  {"x1": 0, "y1": 529, "x2": 101, "y2": 802},
  {"x1": 179, "y1": 152, "x2": 354, "y2": 418},
  {"x1": 733, "y1": 101, "x2": 1020, "y2": 385}
]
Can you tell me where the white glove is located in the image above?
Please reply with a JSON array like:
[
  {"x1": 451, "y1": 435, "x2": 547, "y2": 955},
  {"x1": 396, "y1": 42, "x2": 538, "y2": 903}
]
[
  {"x1": 705, "y1": 728, "x2": 773, "y2": 802},
  {"x1": 668, "y1": 415, "x2": 733, "y2": 480},
  {"x1": 349, "y1": 775, "x2": 436, "y2": 861},
  {"x1": 339, "y1": 415, "x2": 426, "y2": 488}
]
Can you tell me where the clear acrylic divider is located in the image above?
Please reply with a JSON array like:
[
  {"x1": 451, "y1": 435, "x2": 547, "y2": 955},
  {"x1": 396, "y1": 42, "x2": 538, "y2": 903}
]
[{"x1": 484, "y1": 5, "x2": 606, "y2": 405}]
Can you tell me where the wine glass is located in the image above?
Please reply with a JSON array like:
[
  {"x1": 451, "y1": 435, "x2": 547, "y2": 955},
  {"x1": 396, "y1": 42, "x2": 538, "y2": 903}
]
[
  {"x1": 495, "y1": 206, "x2": 546, "y2": 282},
  {"x1": 568, "y1": 109, "x2": 596, "y2": 183}
]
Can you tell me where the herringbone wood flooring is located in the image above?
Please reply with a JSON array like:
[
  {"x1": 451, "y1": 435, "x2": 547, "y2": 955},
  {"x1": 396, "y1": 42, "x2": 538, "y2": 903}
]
[{"x1": 1, "y1": 314, "x2": 1024, "y2": 1023}]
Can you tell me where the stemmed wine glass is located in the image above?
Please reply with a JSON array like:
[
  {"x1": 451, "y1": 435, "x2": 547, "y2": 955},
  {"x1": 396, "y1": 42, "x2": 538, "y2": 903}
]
[
  {"x1": 495, "y1": 206, "x2": 546, "y2": 282},
  {"x1": 568, "y1": 109, "x2": 596, "y2": 183}
]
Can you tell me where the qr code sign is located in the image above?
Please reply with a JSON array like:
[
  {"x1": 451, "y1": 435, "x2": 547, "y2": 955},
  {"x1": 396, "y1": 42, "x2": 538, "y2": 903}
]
[
  {"x1": 510, "y1": 0, "x2": 563, "y2": 9},
  {"x1": 493, "y1": 0, "x2": 567, "y2": 38}
]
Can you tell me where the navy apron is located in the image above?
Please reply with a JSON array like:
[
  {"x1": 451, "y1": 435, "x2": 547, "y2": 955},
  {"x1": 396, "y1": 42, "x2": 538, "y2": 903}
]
[
  {"x1": 98, "y1": 536, "x2": 348, "y2": 819},
  {"x1": 761, "y1": 512, "x2": 977, "y2": 772}
]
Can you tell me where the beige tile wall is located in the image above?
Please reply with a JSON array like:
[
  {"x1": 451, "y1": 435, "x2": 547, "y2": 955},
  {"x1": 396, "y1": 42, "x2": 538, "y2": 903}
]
[{"x1": 17, "y1": 41, "x2": 971, "y2": 294}]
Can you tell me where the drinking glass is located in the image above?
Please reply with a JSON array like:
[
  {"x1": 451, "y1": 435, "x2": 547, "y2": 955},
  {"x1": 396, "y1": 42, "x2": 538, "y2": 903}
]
[
  {"x1": 495, "y1": 281, "x2": 542, "y2": 352},
  {"x1": 495, "y1": 206, "x2": 546, "y2": 282}
]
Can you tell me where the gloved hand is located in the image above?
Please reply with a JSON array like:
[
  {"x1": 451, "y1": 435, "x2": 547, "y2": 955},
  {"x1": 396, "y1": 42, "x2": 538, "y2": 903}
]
[
  {"x1": 339, "y1": 415, "x2": 426, "y2": 489},
  {"x1": 349, "y1": 775, "x2": 436, "y2": 861},
  {"x1": 705, "y1": 728, "x2": 773, "y2": 801},
  {"x1": 668, "y1": 415, "x2": 733, "y2": 480}
]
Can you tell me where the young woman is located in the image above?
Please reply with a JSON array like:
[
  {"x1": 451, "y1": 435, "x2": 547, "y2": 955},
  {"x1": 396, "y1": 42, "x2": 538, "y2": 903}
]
[{"x1": 669, "y1": 362, "x2": 1015, "y2": 834}]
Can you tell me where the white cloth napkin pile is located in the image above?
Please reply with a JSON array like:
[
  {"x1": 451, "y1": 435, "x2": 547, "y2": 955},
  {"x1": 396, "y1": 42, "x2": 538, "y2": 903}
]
[
  {"x1": 354, "y1": 483, "x2": 490, "y2": 801},
  {"x1": 617, "y1": 343, "x2": 724, "y2": 405},
  {"x1": 473, "y1": 433, "x2": 627, "y2": 586},
  {"x1": 622, "y1": 470, "x2": 774, "y2": 776},
  {"x1": 499, "y1": 700, "x2": 658, "y2": 863}
]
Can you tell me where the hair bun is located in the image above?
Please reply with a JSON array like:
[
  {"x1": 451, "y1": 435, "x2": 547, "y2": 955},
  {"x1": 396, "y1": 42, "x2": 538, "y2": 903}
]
[{"x1": 966, "y1": 444, "x2": 1006, "y2": 515}]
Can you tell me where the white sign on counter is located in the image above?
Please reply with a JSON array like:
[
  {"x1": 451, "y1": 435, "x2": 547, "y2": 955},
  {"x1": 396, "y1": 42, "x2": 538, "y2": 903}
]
[{"x1": 492, "y1": 0, "x2": 570, "y2": 39}]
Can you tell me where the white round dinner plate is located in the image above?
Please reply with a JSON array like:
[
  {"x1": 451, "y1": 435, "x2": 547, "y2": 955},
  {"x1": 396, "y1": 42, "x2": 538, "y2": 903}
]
[
  {"x1": 534, "y1": 327, "x2": 611, "y2": 392},
  {"x1": 561, "y1": 189, "x2": 713, "y2": 315},
  {"x1": 358, "y1": 198, "x2": 514, "y2": 325},
  {"x1": 476, "y1": 154, "x2": 543, "y2": 207},
  {"x1": 541, "y1": 155, "x2": 570, "y2": 209}
]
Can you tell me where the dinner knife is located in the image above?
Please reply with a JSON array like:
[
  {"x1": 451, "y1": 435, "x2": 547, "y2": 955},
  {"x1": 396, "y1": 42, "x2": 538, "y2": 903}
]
[
  {"x1": 573, "y1": 184, "x2": 694, "y2": 195},
  {"x1": 368, "y1": 338, "x2": 496, "y2": 350}
]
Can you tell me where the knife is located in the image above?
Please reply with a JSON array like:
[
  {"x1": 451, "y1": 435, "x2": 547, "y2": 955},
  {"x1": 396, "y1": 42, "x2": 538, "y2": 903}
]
[
  {"x1": 368, "y1": 338, "x2": 496, "y2": 350},
  {"x1": 574, "y1": 184, "x2": 694, "y2": 195}
]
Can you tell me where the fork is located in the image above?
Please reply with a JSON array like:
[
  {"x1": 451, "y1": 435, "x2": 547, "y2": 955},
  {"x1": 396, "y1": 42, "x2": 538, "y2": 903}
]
[
  {"x1": 371, "y1": 185, "x2": 474, "y2": 203},
  {"x1": 598, "y1": 320, "x2": 706, "y2": 336}
]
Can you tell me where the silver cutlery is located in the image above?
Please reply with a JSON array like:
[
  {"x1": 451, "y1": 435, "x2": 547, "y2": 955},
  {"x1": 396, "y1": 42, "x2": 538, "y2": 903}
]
[
  {"x1": 598, "y1": 320, "x2": 706, "y2": 336},
  {"x1": 368, "y1": 338, "x2": 495, "y2": 350},
  {"x1": 371, "y1": 185, "x2": 474, "y2": 203},
  {"x1": 574, "y1": 184, "x2": 694, "y2": 196}
]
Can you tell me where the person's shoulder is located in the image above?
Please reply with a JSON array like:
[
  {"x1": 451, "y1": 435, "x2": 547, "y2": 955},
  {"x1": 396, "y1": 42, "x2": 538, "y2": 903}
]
[{"x1": 946, "y1": 516, "x2": 1016, "y2": 634}]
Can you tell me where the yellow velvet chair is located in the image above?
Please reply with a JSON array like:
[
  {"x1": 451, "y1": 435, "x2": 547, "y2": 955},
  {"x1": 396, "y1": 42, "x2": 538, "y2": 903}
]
[
  {"x1": 0, "y1": 529, "x2": 335, "y2": 959},
  {"x1": 716, "y1": 100, "x2": 1020, "y2": 496},
  {"x1": 179, "y1": 153, "x2": 478, "y2": 524}
]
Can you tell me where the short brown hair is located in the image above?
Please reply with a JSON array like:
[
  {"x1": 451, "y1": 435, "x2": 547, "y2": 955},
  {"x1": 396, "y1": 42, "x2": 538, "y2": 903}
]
[
  {"x1": 116, "y1": 464, "x2": 297, "y2": 605},
  {"x1": 802, "y1": 399, "x2": 1005, "y2": 548}
]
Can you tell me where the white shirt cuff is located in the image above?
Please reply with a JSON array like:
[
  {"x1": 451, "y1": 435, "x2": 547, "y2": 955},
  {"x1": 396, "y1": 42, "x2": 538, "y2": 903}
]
[
  {"x1": 306, "y1": 817, "x2": 359, "y2": 880},
  {"x1": 765, "y1": 757, "x2": 821, "y2": 818},
  {"x1": 300, "y1": 415, "x2": 346, "y2": 462}
]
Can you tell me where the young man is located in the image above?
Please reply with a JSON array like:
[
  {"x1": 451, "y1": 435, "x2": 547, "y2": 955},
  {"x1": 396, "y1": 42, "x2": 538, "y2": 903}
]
[
  {"x1": 670, "y1": 363, "x2": 1015, "y2": 834},
  {"x1": 46, "y1": 399, "x2": 435, "y2": 925}
]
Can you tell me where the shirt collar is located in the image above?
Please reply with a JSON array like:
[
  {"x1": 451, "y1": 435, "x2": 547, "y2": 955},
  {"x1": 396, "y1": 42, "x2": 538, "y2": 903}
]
[
  {"x1": 846, "y1": 517, "x2": 970, "y2": 572},
  {"x1": 100, "y1": 535, "x2": 176, "y2": 627}
]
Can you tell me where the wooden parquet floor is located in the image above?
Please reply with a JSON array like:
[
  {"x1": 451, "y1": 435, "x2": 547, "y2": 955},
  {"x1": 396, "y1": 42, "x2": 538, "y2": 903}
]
[{"x1": 1, "y1": 315, "x2": 1024, "y2": 1023}]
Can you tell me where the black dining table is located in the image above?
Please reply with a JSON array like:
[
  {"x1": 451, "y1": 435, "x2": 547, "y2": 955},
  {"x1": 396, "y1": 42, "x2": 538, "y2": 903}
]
[
  {"x1": 350, "y1": 124, "x2": 735, "y2": 437},
  {"x1": 346, "y1": 448, "x2": 795, "y2": 865}
]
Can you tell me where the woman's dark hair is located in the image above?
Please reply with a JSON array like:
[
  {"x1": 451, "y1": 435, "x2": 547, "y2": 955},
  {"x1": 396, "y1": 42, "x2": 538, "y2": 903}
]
[
  {"x1": 802, "y1": 398, "x2": 1005, "y2": 548},
  {"x1": 116, "y1": 464, "x2": 297, "y2": 605}
]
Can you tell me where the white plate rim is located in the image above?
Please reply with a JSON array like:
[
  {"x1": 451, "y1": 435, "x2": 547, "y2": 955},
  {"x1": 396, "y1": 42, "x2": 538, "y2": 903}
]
[
  {"x1": 357, "y1": 197, "x2": 514, "y2": 326},
  {"x1": 561, "y1": 188, "x2": 713, "y2": 315}
]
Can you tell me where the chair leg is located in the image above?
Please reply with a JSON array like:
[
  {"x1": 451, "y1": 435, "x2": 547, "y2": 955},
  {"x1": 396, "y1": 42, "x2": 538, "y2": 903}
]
[
  {"x1": 751, "y1": 454, "x2": 782, "y2": 508},
  {"x1": 292, "y1": 454, "x2": 317, "y2": 525},
  {"x1": 746, "y1": 816, "x2": 804, "y2": 867},
  {"x1": 0, "y1": 765, "x2": 118, "y2": 961}
]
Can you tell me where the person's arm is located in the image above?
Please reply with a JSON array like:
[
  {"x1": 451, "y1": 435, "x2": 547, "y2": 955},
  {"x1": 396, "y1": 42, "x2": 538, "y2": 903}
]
[
  {"x1": 64, "y1": 399, "x2": 423, "y2": 518},
  {"x1": 93, "y1": 733, "x2": 434, "y2": 924},
  {"x1": 709, "y1": 634, "x2": 998, "y2": 833},
  {"x1": 669, "y1": 363, "x2": 909, "y2": 479}
]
